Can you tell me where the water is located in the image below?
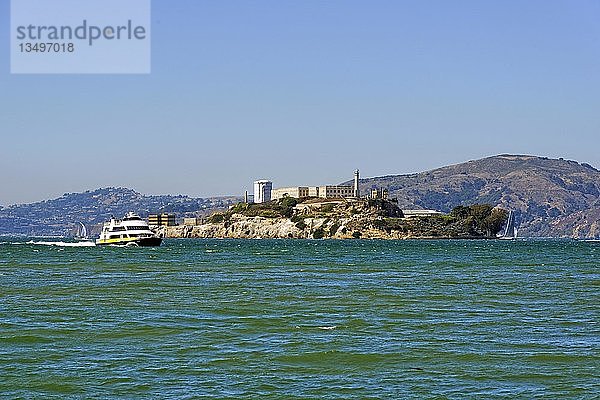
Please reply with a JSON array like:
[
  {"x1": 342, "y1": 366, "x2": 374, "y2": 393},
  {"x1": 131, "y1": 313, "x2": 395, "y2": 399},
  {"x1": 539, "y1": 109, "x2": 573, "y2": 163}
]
[{"x1": 0, "y1": 239, "x2": 598, "y2": 398}]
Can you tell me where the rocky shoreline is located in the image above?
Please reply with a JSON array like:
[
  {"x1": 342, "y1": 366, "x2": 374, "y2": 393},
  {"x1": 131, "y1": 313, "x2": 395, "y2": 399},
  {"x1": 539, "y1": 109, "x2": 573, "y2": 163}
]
[{"x1": 157, "y1": 199, "x2": 507, "y2": 240}]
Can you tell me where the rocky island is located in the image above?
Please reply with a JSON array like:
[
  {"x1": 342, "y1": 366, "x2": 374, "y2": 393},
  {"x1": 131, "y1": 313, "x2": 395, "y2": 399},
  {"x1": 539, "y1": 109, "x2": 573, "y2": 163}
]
[
  {"x1": 161, "y1": 198, "x2": 508, "y2": 240},
  {"x1": 2, "y1": 155, "x2": 597, "y2": 239}
]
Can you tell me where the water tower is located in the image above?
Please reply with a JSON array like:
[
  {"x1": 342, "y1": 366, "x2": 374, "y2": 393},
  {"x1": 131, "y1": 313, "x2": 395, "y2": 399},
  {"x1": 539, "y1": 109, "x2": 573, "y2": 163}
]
[{"x1": 253, "y1": 180, "x2": 272, "y2": 204}]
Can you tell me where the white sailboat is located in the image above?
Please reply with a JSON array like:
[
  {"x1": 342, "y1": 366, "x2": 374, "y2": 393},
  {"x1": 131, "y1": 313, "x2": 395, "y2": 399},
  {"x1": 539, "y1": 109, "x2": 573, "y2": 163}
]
[
  {"x1": 74, "y1": 222, "x2": 90, "y2": 241},
  {"x1": 498, "y1": 210, "x2": 518, "y2": 240}
]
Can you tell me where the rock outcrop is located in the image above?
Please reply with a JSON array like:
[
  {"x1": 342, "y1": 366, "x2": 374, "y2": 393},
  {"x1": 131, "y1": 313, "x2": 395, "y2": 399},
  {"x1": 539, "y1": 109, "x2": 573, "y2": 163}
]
[{"x1": 161, "y1": 199, "x2": 507, "y2": 240}]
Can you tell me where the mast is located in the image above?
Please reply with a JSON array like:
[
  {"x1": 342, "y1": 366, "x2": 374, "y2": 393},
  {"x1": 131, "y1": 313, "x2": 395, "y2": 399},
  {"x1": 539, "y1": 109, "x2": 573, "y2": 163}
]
[{"x1": 503, "y1": 211, "x2": 515, "y2": 238}]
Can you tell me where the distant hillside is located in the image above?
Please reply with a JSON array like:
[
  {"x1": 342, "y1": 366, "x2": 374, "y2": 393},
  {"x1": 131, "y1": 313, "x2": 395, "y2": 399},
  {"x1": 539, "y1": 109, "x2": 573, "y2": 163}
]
[
  {"x1": 0, "y1": 188, "x2": 241, "y2": 237},
  {"x1": 349, "y1": 155, "x2": 600, "y2": 238},
  {"x1": 3, "y1": 155, "x2": 599, "y2": 238}
]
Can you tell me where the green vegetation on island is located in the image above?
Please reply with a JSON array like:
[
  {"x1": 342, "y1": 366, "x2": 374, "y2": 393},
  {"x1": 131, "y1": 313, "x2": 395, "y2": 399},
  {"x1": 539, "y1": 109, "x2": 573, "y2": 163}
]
[{"x1": 167, "y1": 197, "x2": 508, "y2": 240}]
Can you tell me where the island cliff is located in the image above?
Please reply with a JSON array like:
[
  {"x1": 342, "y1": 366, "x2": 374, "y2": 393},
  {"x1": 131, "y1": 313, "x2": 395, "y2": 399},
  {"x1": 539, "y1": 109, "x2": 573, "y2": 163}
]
[
  {"x1": 161, "y1": 198, "x2": 507, "y2": 240},
  {"x1": 1, "y1": 155, "x2": 597, "y2": 238}
]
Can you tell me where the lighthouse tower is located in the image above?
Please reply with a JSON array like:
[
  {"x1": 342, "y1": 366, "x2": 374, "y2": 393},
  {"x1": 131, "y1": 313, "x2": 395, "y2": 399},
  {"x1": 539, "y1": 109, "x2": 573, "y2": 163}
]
[{"x1": 353, "y1": 169, "x2": 360, "y2": 198}]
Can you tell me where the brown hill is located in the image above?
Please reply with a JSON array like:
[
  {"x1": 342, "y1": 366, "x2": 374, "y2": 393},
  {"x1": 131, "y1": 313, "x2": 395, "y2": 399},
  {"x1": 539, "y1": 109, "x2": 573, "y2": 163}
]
[{"x1": 351, "y1": 155, "x2": 600, "y2": 238}]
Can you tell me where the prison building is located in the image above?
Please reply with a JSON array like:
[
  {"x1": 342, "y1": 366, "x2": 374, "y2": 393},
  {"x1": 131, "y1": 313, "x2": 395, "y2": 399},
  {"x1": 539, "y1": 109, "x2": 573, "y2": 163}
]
[{"x1": 148, "y1": 213, "x2": 177, "y2": 226}]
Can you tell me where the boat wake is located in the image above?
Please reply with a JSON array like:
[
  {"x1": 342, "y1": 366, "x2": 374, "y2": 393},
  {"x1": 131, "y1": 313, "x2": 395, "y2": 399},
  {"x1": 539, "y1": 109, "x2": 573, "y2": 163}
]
[{"x1": 26, "y1": 240, "x2": 96, "y2": 247}]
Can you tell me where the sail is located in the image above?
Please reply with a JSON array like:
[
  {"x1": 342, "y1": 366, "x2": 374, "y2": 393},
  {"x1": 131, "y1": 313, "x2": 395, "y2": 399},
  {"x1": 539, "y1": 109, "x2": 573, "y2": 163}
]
[
  {"x1": 76, "y1": 222, "x2": 88, "y2": 239},
  {"x1": 500, "y1": 211, "x2": 518, "y2": 239}
]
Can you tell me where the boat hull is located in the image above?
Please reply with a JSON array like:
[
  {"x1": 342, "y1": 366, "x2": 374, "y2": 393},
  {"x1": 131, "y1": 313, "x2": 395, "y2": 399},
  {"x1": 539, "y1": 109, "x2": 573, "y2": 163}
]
[{"x1": 96, "y1": 237, "x2": 162, "y2": 247}]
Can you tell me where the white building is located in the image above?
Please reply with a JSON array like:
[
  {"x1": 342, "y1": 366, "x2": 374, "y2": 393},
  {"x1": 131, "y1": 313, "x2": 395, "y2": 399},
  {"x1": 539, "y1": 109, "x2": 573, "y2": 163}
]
[
  {"x1": 270, "y1": 170, "x2": 361, "y2": 201},
  {"x1": 183, "y1": 217, "x2": 203, "y2": 226},
  {"x1": 271, "y1": 187, "x2": 310, "y2": 200},
  {"x1": 271, "y1": 185, "x2": 355, "y2": 200},
  {"x1": 253, "y1": 180, "x2": 272, "y2": 204},
  {"x1": 317, "y1": 185, "x2": 354, "y2": 199}
]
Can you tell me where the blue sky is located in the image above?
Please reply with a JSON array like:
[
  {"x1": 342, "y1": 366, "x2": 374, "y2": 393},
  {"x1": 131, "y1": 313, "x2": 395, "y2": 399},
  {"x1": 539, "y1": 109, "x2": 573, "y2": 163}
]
[{"x1": 1, "y1": 0, "x2": 599, "y2": 205}]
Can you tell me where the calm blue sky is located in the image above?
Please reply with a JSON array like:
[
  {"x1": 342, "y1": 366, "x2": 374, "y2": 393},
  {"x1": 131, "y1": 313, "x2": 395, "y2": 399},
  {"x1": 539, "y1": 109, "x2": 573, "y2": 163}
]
[{"x1": 1, "y1": 0, "x2": 599, "y2": 205}]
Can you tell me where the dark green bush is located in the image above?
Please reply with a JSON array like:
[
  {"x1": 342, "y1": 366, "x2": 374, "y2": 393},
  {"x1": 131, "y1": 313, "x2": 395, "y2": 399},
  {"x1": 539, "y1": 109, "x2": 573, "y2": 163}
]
[
  {"x1": 329, "y1": 223, "x2": 341, "y2": 236},
  {"x1": 208, "y1": 213, "x2": 225, "y2": 223},
  {"x1": 449, "y1": 204, "x2": 508, "y2": 236},
  {"x1": 295, "y1": 221, "x2": 307, "y2": 230},
  {"x1": 280, "y1": 197, "x2": 298, "y2": 209},
  {"x1": 313, "y1": 228, "x2": 325, "y2": 239},
  {"x1": 321, "y1": 204, "x2": 334, "y2": 213}
]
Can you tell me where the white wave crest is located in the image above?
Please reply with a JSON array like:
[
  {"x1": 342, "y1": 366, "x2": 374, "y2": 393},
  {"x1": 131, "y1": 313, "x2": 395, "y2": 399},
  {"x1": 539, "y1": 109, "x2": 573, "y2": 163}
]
[{"x1": 26, "y1": 240, "x2": 96, "y2": 247}]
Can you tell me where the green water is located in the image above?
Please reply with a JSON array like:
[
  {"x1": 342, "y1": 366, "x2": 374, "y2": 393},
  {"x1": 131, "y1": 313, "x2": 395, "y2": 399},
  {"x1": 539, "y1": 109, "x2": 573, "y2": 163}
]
[{"x1": 0, "y1": 239, "x2": 598, "y2": 399}]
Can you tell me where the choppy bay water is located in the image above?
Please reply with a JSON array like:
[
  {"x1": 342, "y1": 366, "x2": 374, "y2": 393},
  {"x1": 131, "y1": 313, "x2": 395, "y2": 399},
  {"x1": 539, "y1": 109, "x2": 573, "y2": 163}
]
[{"x1": 0, "y1": 239, "x2": 598, "y2": 399}]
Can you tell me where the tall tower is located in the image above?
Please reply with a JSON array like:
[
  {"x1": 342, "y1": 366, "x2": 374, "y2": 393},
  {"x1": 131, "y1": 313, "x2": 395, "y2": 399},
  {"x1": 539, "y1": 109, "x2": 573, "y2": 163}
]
[
  {"x1": 353, "y1": 169, "x2": 360, "y2": 198},
  {"x1": 253, "y1": 180, "x2": 272, "y2": 204}
]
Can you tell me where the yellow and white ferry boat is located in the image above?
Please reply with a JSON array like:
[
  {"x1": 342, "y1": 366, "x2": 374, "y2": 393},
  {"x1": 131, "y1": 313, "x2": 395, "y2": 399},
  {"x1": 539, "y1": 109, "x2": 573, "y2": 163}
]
[{"x1": 96, "y1": 212, "x2": 162, "y2": 247}]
